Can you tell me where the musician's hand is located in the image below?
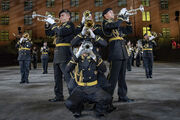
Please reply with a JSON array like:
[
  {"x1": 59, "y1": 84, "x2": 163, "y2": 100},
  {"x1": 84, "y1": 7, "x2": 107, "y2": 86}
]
[
  {"x1": 118, "y1": 8, "x2": 127, "y2": 16},
  {"x1": 81, "y1": 26, "x2": 87, "y2": 35},
  {"x1": 75, "y1": 44, "x2": 84, "y2": 58},
  {"x1": 81, "y1": 16, "x2": 85, "y2": 24},
  {"x1": 45, "y1": 17, "x2": 55, "y2": 24},
  {"x1": 88, "y1": 29, "x2": 95, "y2": 38}
]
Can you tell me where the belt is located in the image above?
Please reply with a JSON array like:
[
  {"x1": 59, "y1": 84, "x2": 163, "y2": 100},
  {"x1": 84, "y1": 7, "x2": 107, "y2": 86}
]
[
  {"x1": 42, "y1": 52, "x2": 48, "y2": 54},
  {"x1": 143, "y1": 48, "x2": 152, "y2": 51},
  {"x1": 56, "y1": 43, "x2": 71, "y2": 47},
  {"x1": 76, "y1": 80, "x2": 98, "y2": 86},
  {"x1": 109, "y1": 37, "x2": 124, "y2": 42},
  {"x1": 19, "y1": 48, "x2": 30, "y2": 51}
]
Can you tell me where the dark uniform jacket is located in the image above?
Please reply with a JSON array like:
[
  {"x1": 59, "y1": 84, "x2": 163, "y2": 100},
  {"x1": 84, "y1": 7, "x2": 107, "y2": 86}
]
[
  {"x1": 41, "y1": 46, "x2": 49, "y2": 59},
  {"x1": 66, "y1": 55, "x2": 106, "y2": 86},
  {"x1": 142, "y1": 39, "x2": 156, "y2": 58},
  {"x1": 16, "y1": 39, "x2": 32, "y2": 61},
  {"x1": 102, "y1": 18, "x2": 132, "y2": 61},
  {"x1": 45, "y1": 21, "x2": 75, "y2": 63}
]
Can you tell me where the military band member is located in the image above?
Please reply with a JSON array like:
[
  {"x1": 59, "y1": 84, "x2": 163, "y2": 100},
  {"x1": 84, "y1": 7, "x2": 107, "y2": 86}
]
[
  {"x1": 16, "y1": 33, "x2": 32, "y2": 84},
  {"x1": 142, "y1": 33, "x2": 157, "y2": 78},
  {"x1": 32, "y1": 46, "x2": 38, "y2": 69},
  {"x1": 126, "y1": 41, "x2": 133, "y2": 71},
  {"x1": 45, "y1": 9, "x2": 75, "y2": 102},
  {"x1": 40, "y1": 42, "x2": 49, "y2": 74},
  {"x1": 102, "y1": 8, "x2": 134, "y2": 102},
  {"x1": 65, "y1": 46, "x2": 112, "y2": 118},
  {"x1": 134, "y1": 42, "x2": 142, "y2": 67}
]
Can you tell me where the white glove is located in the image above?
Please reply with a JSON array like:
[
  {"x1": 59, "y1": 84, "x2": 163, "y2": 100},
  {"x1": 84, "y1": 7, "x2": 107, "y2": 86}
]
[
  {"x1": 118, "y1": 8, "x2": 127, "y2": 16},
  {"x1": 88, "y1": 29, "x2": 95, "y2": 38},
  {"x1": 44, "y1": 46, "x2": 46, "y2": 49},
  {"x1": 125, "y1": 16, "x2": 129, "y2": 22},
  {"x1": 20, "y1": 37, "x2": 27, "y2": 43},
  {"x1": 81, "y1": 26, "x2": 87, "y2": 35},
  {"x1": 149, "y1": 36, "x2": 155, "y2": 41},
  {"x1": 45, "y1": 17, "x2": 55, "y2": 24},
  {"x1": 75, "y1": 45, "x2": 84, "y2": 58},
  {"x1": 81, "y1": 16, "x2": 85, "y2": 24},
  {"x1": 89, "y1": 51, "x2": 96, "y2": 61}
]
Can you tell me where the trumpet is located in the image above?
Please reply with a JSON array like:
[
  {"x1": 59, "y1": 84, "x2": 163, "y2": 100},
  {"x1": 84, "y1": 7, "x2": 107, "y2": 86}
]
[
  {"x1": 32, "y1": 11, "x2": 60, "y2": 23},
  {"x1": 118, "y1": 5, "x2": 144, "y2": 17}
]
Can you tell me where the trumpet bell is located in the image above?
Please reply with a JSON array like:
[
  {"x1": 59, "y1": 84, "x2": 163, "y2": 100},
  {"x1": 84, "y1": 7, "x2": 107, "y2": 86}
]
[{"x1": 139, "y1": 5, "x2": 144, "y2": 12}]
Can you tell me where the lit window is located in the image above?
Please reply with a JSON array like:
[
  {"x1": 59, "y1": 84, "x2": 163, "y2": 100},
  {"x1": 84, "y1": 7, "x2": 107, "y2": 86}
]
[
  {"x1": 46, "y1": 0, "x2": 55, "y2": 8},
  {"x1": 24, "y1": 15, "x2": 32, "y2": 25},
  {"x1": 95, "y1": 12, "x2": 103, "y2": 22},
  {"x1": 1, "y1": 15, "x2": 9, "y2": 25},
  {"x1": 118, "y1": 0, "x2": 127, "y2": 6},
  {"x1": 161, "y1": 14, "x2": 169, "y2": 23},
  {"x1": 162, "y1": 28, "x2": 170, "y2": 37},
  {"x1": 24, "y1": 30, "x2": 32, "y2": 38},
  {"x1": 24, "y1": 0, "x2": 33, "y2": 11},
  {"x1": 71, "y1": 0, "x2": 79, "y2": 7},
  {"x1": 142, "y1": 11, "x2": 150, "y2": 21},
  {"x1": 95, "y1": 0, "x2": 103, "y2": 7},
  {"x1": 160, "y1": 0, "x2": 168, "y2": 9},
  {"x1": 1, "y1": 0, "x2": 10, "y2": 11},
  {"x1": 141, "y1": 0, "x2": 150, "y2": 6},
  {"x1": 0, "y1": 31, "x2": 9, "y2": 41},
  {"x1": 143, "y1": 27, "x2": 151, "y2": 36},
  {"x1": 71, "y1": 12, "x2": 79, "y2": 22}
]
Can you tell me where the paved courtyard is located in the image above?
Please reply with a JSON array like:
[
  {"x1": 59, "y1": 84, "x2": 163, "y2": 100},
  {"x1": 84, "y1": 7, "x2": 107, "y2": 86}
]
[{"x1": 0, "y1": 62, "x2": 180, "y2": 120}]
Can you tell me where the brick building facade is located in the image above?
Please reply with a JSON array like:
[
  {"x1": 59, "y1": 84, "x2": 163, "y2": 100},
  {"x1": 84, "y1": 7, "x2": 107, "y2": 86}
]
[{"x1": 0, "y1": 0, "x2": 180, "y2": 47}]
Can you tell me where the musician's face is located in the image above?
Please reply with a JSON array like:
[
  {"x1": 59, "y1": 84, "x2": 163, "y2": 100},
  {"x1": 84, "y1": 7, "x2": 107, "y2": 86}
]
[
  {"x1": 59, "y1": 12, "x2": 70, "y2": 23},
  {"x1": 105, "y1": 10, "x2": 114, "y2": 19},
  {"x1": 44, "y1": 42, "x2": 47, "y2": 46}
]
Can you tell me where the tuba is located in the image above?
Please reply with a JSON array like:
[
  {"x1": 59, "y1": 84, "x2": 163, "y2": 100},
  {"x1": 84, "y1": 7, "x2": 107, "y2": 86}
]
[
  {"x1": 81, "y1": 41, "x2": 93, "y2": 53},
  {"x1": 32, "y1": 11, "x2": 60, "y2": 23}
]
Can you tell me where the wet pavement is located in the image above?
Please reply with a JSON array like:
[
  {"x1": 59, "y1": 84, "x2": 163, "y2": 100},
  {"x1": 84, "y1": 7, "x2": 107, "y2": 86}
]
[{"x1": 0, "y1": 62, "x2": 180, "y2": 120}]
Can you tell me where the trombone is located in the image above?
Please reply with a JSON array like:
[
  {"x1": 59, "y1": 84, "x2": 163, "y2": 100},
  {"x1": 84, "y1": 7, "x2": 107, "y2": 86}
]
[{"x1": 32, "y1": 11, "x2": 60, "y2": 23}]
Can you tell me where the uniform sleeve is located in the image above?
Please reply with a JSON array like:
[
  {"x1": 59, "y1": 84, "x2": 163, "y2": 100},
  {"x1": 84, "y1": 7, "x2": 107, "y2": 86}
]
[
  {"x1": 96, "y1": 57, "x2": 107, "y2": 73},
  {"x1": 65, "y1": 57, "x2": 77, "y2": 73},
  {"x1": 94, "y1": 35, "x2": 107, "y2": 47},
  {"x1": 45, "y1": 23, "x2": 55, "y2": 36},
  {"x1": 51, "y1": 22, "x2": 75, "y2": 37},
  {"x1": 74, "y1": 23, "x2": 84, "y2": 35},
  {"x1": 71, "y1": 33, "x2": 83, "y2": 47},
  {"x1": 119, "y1": 21, "x2": 133, "y2": 35},
  {"x1": 104, "y1": 17, "x2": 124, "y2": 30}
]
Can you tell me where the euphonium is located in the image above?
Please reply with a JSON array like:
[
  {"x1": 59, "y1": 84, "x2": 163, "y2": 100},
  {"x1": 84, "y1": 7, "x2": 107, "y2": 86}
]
[{"x1": 84, "y1": 20, "x2": 94, "y2": 28}]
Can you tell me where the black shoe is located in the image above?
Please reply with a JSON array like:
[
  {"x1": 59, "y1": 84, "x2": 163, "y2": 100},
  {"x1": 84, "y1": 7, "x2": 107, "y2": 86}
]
[
  {"x1": 73, "y1": 112, "x2": 81, "y2": 118},
  {"x1": 20, "y1": 81, "x2": 25, "y2": 84},
  {"x1": 149, "y1": 76, "x2": 152, "y2": 78},
  {"x1": 42, "y1": 72, "x2": 45, "y2": 74},
  {"x1": 26, "y1": 81, "x2": 29, "y2": 84},
  {"x1": 118, "y1": 97, "x2": 134, "y2": 103},
  {"x1": 48, "y1": 98, "x2": 64, "y2": 102},
  {"x1": 95, "y1": 112, "x2": 105, "y2": 118}
]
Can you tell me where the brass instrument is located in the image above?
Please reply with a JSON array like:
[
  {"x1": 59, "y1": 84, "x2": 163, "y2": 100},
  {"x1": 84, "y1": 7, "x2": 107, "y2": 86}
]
[
  {"x1": 118, "y1": 5, "x2": 144, "y2": 16},
  {"x1": 83, "y1": 10, "x2": 94, "y2": 28},
  {"x1": 81, "y1": 41, "x2": 93, "y2": 53},
  {"x1": 32, "y1": 11, "x2": 60, "y2": 23},
  {"x1": 23, "y1": 33, "x2": 30, "y2": 39}
]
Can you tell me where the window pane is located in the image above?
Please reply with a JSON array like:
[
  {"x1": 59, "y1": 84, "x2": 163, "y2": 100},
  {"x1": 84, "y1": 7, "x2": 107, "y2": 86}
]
[
  {"x1": 0, "y1": 31, "x2": 9, "y2": 41},
  {"x1": 118, "y1": 0, "x2": 127, "y2": 6},
  {"x1": 95, "y1": 0, "x2": 103, "y2": 7},
  {"x1": 146, "y1": 11, "x2": 150, "y2": 21},
  {"x1": 1, "y1": 15, "x2": 9, "y2": 25},
  {"x1": 24, "y1": 0, "x2": 33, "y2": 11},
  {"x1": 46, "y1": 0, "x2": 55, "y2": 8},
  {"x1": 160, "y1": 0, "x2": 168, "y2": 9},
  {"x1": 71, "y1": 12, "x2": 79, "y2": 22},
  {"x1": 71, "y1": 0, "x2": 79, "y2": 7},
  {"x1": 24, "y1": 15, "x2": 32, "y2": 25},
  {"x1": 95, "y1": 12, "x2": 103, "y2": 22},
  {"x1": 143, "y1": 27, "x2": 151, "y2": 36},
  {"x1": 1, "y1": 0, "x2": 10, "y2": 11},
  {"x1": 142, "y1": 0, "x2": 149, "y2": 6}
]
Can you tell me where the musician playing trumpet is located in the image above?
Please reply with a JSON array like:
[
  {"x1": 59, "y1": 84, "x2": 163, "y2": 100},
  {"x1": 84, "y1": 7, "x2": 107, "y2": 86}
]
[
  {"x1": 102, "y1": 7, "x2": 134, "y2": 102},
  {"x1": 44, "y1": 9, "x2": 75, "y2": 102},
  {"x1": 142, "y1": 32, "x2": 157, "y2": 79}
]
